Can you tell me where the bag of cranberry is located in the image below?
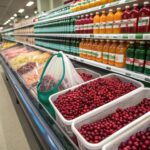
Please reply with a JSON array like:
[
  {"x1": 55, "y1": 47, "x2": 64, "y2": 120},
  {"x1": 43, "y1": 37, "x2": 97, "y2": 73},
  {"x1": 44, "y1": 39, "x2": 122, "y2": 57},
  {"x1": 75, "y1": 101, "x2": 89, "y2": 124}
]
[{"x1": 37, "y1": 51, "x2": 84, "y2": 105}]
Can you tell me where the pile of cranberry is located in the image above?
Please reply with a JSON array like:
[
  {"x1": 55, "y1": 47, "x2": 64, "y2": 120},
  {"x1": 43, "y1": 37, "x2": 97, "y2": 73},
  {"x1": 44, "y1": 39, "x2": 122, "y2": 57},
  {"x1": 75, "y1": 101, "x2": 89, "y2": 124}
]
[
  {"x1": 119, "y1": 127, "x2": 150, "y2": 150},
  {"x1": 79, "y1": 98, "x2": 150, "y2": 144},
  {"x1": 78, "y1": 72, "x2": 93, "y2": 81},
  {"x1": 54, "y1": 77, "x2": 137, "y2": 120}
]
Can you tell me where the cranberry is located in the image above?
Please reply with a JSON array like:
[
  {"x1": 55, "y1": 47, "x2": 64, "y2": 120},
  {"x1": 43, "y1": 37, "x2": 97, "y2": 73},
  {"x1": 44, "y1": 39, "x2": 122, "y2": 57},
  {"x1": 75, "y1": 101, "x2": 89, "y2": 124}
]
[
  {"x1": 54, "y1": 77, "x2": 137, "y2": 120},
  {"x1": 78, "y1": 72, "x2": 93, "y2": 81},
  {"x1": 78, "y1": 99, "x2": 150, "y2": 144}
]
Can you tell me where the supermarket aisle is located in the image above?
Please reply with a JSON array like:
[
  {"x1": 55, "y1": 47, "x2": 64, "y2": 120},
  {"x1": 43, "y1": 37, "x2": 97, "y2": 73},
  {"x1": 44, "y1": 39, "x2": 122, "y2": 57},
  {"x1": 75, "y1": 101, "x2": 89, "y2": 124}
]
[{"x1": 0, "y1": 66, "x2": 41, "y2": 150}]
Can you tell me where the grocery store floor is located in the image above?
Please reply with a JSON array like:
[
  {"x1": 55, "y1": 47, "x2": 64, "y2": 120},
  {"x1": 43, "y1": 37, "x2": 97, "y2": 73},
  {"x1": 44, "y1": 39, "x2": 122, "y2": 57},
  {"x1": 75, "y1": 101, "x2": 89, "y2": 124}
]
[{"x1": 0, "y1": 65, "x2": 41, "y2": 150}]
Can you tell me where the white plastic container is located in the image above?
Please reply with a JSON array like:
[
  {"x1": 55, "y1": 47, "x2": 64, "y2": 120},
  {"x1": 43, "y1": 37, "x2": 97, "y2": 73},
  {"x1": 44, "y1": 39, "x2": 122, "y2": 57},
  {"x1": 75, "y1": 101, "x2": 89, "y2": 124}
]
[
  {"x1": 76, "y1": 68, "x2": 101, "y2": 80},
  {"x1": 49, "y1": 73, "x2": 144, "y2": 136},
  {"x1": 103, "y1": 116, "x2": 150, "y2": 150},
  {"x1": 72, "y1": 88, "x2": 150, "y2": 150}
]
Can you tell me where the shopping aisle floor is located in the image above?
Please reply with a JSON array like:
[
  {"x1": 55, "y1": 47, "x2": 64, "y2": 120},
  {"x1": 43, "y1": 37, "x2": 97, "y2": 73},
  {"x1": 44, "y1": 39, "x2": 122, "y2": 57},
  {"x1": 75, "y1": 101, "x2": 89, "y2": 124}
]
[{"x1": 0, "y1": 66, "x2": 41, "y2": 150}]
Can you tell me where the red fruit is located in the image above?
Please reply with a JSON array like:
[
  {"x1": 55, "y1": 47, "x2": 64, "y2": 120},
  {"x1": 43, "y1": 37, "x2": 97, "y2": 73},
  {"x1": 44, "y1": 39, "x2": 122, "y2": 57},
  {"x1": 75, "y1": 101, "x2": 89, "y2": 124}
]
[{"x1": 78, "y1": 72, "x2": 93, "y2": 81}]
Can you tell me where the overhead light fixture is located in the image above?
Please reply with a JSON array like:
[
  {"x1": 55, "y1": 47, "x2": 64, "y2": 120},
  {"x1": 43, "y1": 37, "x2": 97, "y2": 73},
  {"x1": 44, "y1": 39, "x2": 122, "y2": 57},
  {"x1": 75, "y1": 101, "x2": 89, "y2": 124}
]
[
  {"x1": 34, "y1": 11, "x2": 37, "y2": 14},
  {"x1": 26, "y1": 1, "x2": 34, "y2": 7},
  {"x1": 18, "y1": 9, "x2": 24, "y2": 13},
  {"x1": 10, "y1": 17, "x2": 14, "y2": 20},
  {"x1": 25, "y1": 15, "x2": 29, "y2": 19},
  {"x1": 14, "y1": 14, "x2": 17, "y2": 17}
]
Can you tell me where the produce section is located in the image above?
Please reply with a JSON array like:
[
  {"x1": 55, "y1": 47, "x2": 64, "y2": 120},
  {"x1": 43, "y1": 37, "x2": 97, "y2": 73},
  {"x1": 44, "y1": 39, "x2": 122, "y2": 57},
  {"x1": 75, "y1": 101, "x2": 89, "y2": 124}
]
[{"x1": 1, "y1": 0, "x2": 150, "y2": 150}]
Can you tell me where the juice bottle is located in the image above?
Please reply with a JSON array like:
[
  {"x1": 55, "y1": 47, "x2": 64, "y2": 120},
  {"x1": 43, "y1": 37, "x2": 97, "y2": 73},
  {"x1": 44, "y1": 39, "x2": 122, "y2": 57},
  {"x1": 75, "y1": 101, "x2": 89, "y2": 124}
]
[
  {"x1": 102, "y1": 40, "x2": 110, "y2": 64},
  {"x1": 128, "y1": 3, "x2": 139, "y2": 33},
  {"x1": 108, "y1": 40, "x2": 117, "y2": 66},
  {"x1": 93, "y1": 12, "x2": 100, "y2": 34},
  {"x1": 97, "y1": 40, "x2": 104, "y2": 62},
  {"x1": 80, "y1": 15, "x2": 85, "y2": 33},
  {"x1": 87, "y1": 39, "x2": 93, "y2": 60},
  {"x1": 144, "y1": 47, "x2": 150, "y2": 75},
  {"x1": 83, "y1": 39, "x2": 89, "y2": 58},
  {"x1": 95, "y1": 0, "x2": 102, "y2": 6},
  {"x1": 79, "y1": 39, "x2": 84, "y2": 57},
  {"x1": 113, "y1": 7, "x2": 122, "y2": 33},
  {"x1": 91, "y1": 39, "x2": 99, "y2": 61},
  {"x1": 84, "y1": 1, "x2": 90, "y2": 10},
  {"x1": 121, "y1": 5, "x2": 131, "y2": 33},
  {"x1": 115, "y1": 41, "x2": 127, "y2": 68},
  {"x1": 101, "y1": 0, "x2": 107, "y2": 5},
  {"x1": 126, "y1": 41, "x2": 135, "y2": 71},
  {"x1": 75, "y1": 16, "x2": 79, "y2": 33},
  {"x1": 84, "y1": 14, "x2": 89, "y2": 33},
  {"x1": 138, "y1": 1, "x2": 150, "y2": 33},
  {"x1": 106, "y1": 9, "x2": 114, "y2": 33},
  {"x1": 88, "y1": 13, "x2": 94, "y2": 33},
  {"x1": 91, "y1": 0, "x2": 97, "y2": 8},
  {"x1": 99, "y1": 11, "x2": 106, "y2": 33},
  {"x1": 134, "y1": 41, "x2": 146, "y2": 73}
]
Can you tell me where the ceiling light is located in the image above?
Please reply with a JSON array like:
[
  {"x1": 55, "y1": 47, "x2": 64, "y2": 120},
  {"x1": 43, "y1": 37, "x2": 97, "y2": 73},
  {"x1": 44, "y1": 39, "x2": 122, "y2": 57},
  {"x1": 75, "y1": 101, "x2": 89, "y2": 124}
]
[
  {"x1": 10, "y1": 17, "x2": 14, "y2": 20},
  {"x1": 34, "y1": 11, "x2": 37, "y2": 14},
  {"x1": 26, "y1": 1, "x2": 34, "y2": 7},
  {"x1": 18, "y1": 9, "x2": 24, "y2": 13},
  {"x1": 14, "y1": 14, "x2": 17, "y2": 17},
  {"x1": 25, "y1": 15, "x2": 29, "y2": 19}
]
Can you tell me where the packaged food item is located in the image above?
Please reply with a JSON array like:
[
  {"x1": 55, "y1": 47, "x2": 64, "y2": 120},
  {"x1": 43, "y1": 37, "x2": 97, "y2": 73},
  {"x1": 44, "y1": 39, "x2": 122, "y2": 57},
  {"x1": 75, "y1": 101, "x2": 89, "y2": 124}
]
[
  {"x1": 115, "y1": 41, "x2": 127, "y2": 68},
  {"x1": 108, "y1": 40, "x2": 117, "y2": 66},
  {"x1": 121, "y1": 5, "x2": 131, "y2": 33},
  {"x1": 93, "y1": 12, "x2": 100, "y2": 34},
  {"x1": 113, "y1": 7, "x2": 122, "y2": 33},
  {"x1": 128, "y1": 3, "x2": 139, "y2": 33},
  {"x1": 97, "y1": 40, "x2": 104, "y2": 62},
  {"x1": 106, "y1": 9, "x2": 114, "y2": 33},
  {"x1": 138, "y1": 1, "x2": 150, "y2": 33},
  {"x1": 99, "y1": 11, "x2": 106, "y2": 33},
  {"x1": 88, "y1": 13, "x2": 94, "y2": 33},
  {"x1": 126, "y1": 41, "x2": 135, "y2": 71},
  {"x1": 102, "y1": 40, "x2": 111, "y2": 64},
  {"x1": 134, "y1": 41, "x2": 146, "y2": 73}
]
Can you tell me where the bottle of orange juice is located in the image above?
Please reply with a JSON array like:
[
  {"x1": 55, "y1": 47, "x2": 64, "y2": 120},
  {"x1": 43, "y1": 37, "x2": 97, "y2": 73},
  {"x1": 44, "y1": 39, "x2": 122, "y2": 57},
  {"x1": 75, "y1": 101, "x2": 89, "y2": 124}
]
[
  {"x1": 82, "y1": 39, "x2": 88, "y2": 58},
  {"x1": 95, "y1": 0, "x2": 102, "y2": 6},
  {"x1": 115, "y1": 40, "x2": 127, "y2": 68},
  {"x1": 101, "y1": 0, "x2": 108, "y2": 5},
  {"x1": 108, "y1": 0, "x2": 115, "y2": 3},
  {"x1": 108, "y1": 40, "x2": 118, "y2": 66},
  {"x1": 91, "y1": 39, "x2": 98, "y2": 61},
  {"x1": 106, "y1": 9, "x2": 114, "y2": 33},
  {"x1": 93, "y1": 12, "x2": 100, "y2": 34},
  {"x1": 102, "y1": 40, "x2": 111, "y2": 64},
  {"x1": 113, "y1": 7, "x2": 122, "y2": 33},
  {"x1": 99, "y1": 11, "x2": 106, "y2": 33},
  {"x1": 97, "y1": 40, "x2": 105, "y2": 62},
  {"x1": 86, "y1": 39, "x2": 93, "y2": 60},
  {"x1": 79, "y1": 39, "x2": 84, "y2": 58}
]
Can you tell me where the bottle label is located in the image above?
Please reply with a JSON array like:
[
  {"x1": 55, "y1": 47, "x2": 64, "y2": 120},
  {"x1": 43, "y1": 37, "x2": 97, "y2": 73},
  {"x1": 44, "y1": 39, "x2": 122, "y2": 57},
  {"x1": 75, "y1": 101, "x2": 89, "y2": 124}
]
[
  {"x1": 113, "y1": 20, "x2": 121, "y2": 28},
  {"x1": 121, "y1": 19, "x2": 129, "y2": 28},
  {"x1": 100, "y1": 22, "x2": 106, "y2": 29},
  {"x1": 126, "y1": 57, "x2": 134, "y2": 65},
  {"x1": 106, "y1": 21, "x2": 113, "y2": 29},
  {"x1": 128, "y1": 18, "x2": 137, "y2": 27},
  {"x1": 88, "y1": 23, "x2": 93, "y2": 30},
  {"x1": 94, "y1": 23, "x2": 100, "y2": 29},
  {"x1": 103, "y1": 52, "x2": 109, "y2": 60},
  {"x1": 134, "y1": 59, "x2": 144, "y2": 67},
  {"x1": 138, "y1": 17, "x2": 150, "y2": 27},
  {"x1": 145, "y1": 61, "x2": 150, "y2": 69},
  {"x1": 115, "y1": 54, "x2": 124, "y2": 63},
  {"x1": 97, "y1": 52, "x2": 102, "y2": 58},
  {"x1": 92, "y1": 51, "x2": 98, "y2": 57},
  {"x1": 109, "y1": 53, "x2": 115, "y2": 61},
  {"x1": 80, "y1": 25, "x2": 83, "y2": 31}
]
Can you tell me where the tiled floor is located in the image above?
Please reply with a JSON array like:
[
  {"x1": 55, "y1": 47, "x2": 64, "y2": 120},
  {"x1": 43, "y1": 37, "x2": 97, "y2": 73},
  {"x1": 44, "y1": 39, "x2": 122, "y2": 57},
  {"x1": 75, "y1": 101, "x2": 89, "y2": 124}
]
[{"x1": 0, "y1": 66, "x2": 41, "y2": 150}]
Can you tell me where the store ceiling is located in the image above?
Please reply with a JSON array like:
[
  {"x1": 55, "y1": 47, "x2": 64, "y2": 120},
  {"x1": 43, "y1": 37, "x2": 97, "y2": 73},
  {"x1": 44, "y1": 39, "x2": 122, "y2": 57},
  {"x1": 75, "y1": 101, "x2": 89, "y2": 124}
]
[{"x1": 0, "y1": 0, "x2": 37, "y2": 26}]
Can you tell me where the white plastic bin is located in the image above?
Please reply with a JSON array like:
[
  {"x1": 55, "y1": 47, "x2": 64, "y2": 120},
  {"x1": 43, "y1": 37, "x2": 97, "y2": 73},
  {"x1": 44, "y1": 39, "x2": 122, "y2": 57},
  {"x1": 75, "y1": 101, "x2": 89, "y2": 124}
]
[
  {"x1": 103, "y1": 116, "x2": 150, "y2": 150},
  {"x1": 76, "y1": 68, "x2": 101, "y2": 80},
  {"x1": 49, "y1": 73, "x2": 144, "y2": 136},
  {"x1": 72, "y1": 88, "x2": 150, "y2": 150}
]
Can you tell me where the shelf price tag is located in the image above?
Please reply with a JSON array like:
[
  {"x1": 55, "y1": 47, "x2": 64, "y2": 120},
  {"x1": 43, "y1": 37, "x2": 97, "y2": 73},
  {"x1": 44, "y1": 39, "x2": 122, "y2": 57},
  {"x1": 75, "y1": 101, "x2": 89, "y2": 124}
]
[
  {"x1": 106, "y1": 66, "x2": 111, "y2": 71},
  {"x1": 80, "y1": 59, "x2": 84, "y2": 63},
  {"x1": 136, "y1": 34, "x2": 143, "y2": 40},
  {"x1": 145, "y1": 77, "x2": 150, "y2": 83},
  {"x1": 110, "y1": 1, "x2": 119, "y2": 6},
  {"x1": 143, "y1": 34, "x2": 150, "y2": 40},
  {"x1": 128, "y1": 34, "x2": 135, "y2": 39},
  {"x1": 125, "y1": 72, "x2": 131, "y2": 77},
  {"x1": 90, "y1": 34, "x2": 94, "y2": 38}
]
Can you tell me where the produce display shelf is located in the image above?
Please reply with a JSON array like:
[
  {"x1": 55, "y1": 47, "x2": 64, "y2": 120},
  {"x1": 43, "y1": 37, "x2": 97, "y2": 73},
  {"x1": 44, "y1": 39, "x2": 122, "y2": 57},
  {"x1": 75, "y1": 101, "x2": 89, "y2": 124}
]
[
  {"x1": 13, "y1": 33, "x2": 150, "y2": 40},
  {"x1": 1, "y1": 0, "x2": 138, "y2": 33},
  {"x1": 0, "y1": 56, "x2": 79, "y2": 150},
  {"x1": 14, "y1": 40, "x2": 150, "y2": 84}
]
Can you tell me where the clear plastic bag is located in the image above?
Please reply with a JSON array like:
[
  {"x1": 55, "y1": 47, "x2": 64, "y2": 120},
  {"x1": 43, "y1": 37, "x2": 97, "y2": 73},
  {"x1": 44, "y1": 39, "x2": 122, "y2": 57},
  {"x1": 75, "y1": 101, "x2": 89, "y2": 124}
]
[{"x1": 37, "y1": 52, "x2": 84, "y2": 104}]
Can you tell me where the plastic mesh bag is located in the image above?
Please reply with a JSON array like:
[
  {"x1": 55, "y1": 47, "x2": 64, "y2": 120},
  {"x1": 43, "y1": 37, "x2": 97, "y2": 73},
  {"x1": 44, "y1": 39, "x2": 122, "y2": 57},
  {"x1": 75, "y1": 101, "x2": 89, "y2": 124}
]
[{"x1": 37, "y1": 52, "x2": 84, "y2": 104}]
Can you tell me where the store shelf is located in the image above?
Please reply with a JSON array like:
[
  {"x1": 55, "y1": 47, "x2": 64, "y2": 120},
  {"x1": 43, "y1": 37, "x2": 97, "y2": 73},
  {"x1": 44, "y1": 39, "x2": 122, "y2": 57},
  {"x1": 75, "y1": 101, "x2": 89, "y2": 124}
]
[
  {"x1": 14, "y1": 40, "x2": 150, "y2": 84},
  {"x1": 1, "y1": 0, "x2": 138, "y2": 33},
  {"x1": 13, "y1": 33, "x2": 150, "y2": 40},
  {"x1": 2, "y1": 37, "x2": 16, "y2": 42}
]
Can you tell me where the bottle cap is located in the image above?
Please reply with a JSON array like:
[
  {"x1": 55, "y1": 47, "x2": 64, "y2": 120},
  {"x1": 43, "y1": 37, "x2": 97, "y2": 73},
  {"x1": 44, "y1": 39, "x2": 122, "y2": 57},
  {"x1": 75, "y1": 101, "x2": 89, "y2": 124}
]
[
  {"x1": 117, "y1": 7, "x2": 121, "y2": 11},
  {"x1": 109, "y1": 9, "x2": 113, "y2": 12},
  {"x1": 102, "y1": 10, "x2": 105, "y2": 13},
  {"x1": 133, "y1": 3, "x2": 138, "y2": 7},
  {"x1": 144, "y1": 1, "x2": 149, "y2": 5},
  {"x1": 96, "y1": 12, "x2": 99, "y2": 15},
  {"x1": 90, "y1": 13, "x2": 93, "y2": 15},
  {"x1": 125, "y1": 5, "x2": 130, "y2": 9}
]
